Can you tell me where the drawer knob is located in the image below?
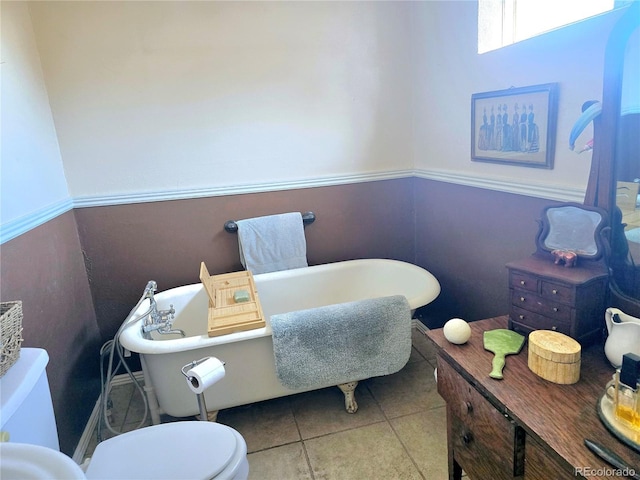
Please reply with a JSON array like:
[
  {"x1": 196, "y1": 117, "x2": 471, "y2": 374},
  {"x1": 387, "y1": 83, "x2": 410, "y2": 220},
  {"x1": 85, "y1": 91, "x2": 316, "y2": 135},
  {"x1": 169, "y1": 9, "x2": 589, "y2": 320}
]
[
  {"x1": 519, "y1": 315, "x2": 525, "y2": 320},
  {"x1": 465, "y1": 401, "x2": 473, "y2": 414},
  {"x1": 552, "y1": 289, "x2": 558, "y2": 295},
  {"x1": 462, "y1": 432, "x2": 473, "y2": 445},
  {"x1": 520, "y1": 297, "x2": 526, "y2": 302},
  {"x1": 552, "y1": 326, "x2": 557, "y2": 331},
  {"x1": 520, "y1": 280, "x2": 526, "y2": 286},
  {"x1": 553, "y1": 307, "x2": 559, "y2": 312}
]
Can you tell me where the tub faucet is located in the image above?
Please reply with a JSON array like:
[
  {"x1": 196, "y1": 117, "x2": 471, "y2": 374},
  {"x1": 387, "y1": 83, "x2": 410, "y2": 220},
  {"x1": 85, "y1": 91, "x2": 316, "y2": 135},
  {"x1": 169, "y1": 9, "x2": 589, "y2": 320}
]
[
  {"x1": 140, "y1": 282, "x2": 183, "y2": 337},
  {"x1": 143, "y1": 303, "x2": 176, "y2": 333}
]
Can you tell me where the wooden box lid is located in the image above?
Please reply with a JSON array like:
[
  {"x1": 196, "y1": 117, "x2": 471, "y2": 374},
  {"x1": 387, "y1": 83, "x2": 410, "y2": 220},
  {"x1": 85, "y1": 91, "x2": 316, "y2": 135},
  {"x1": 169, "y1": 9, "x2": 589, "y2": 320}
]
[
  {"x1": 199, "y1": 262, "x2": 265, "y2": 337},
  {"x1": 528, "y1": 330, "x2": 581, "y2": 384}
]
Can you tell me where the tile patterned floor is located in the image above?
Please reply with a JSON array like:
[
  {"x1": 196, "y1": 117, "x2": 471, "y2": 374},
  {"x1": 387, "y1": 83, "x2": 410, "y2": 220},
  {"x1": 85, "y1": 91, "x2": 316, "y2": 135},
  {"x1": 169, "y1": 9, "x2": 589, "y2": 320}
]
[{"x1": 87, "y1": 329, "x2": 453, "y2": 479}]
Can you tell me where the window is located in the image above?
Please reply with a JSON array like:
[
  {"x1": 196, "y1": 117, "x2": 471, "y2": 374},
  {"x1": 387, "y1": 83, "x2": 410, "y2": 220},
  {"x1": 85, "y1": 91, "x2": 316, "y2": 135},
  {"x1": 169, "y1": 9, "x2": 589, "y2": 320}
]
[{"x1": 478, "y1": 0, "x2": 617, "y2": 54}]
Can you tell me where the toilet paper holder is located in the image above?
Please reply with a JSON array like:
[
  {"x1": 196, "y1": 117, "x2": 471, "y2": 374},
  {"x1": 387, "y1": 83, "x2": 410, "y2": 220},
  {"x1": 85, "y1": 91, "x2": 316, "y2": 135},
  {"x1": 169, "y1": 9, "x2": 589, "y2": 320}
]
[{"x1": 181, "y1": 357, "x2": 226, "y2": 422}]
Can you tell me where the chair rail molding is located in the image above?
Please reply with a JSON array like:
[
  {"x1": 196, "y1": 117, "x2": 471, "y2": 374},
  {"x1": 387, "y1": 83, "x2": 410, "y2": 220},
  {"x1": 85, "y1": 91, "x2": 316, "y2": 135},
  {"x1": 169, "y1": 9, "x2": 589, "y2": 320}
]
[
  {"x1": 0, "y1": 197, "x2": 74, "y2": 244},
  {"x1": 414, "y1": 168, "x2": 585, "y2": 204},
  {"x1": 1, "y1": 169, "x2": 584, "y2": 244},
  {"x1": 71, "y1": 169, "x2": 414, "y2": 208}
]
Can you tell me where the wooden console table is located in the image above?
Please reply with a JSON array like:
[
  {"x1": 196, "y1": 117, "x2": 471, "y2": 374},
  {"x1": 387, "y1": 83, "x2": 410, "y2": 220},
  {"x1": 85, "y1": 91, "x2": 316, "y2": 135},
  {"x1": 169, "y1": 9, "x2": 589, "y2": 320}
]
[{"x1": 426, "y1": 316, "x2": 640, "y2": 479}]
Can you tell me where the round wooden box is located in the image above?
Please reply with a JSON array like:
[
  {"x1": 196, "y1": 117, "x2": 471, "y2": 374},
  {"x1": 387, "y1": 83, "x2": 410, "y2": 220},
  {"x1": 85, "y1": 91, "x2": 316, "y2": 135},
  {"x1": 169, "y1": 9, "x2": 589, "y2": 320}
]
[{"x1": 528, "y1": 330, "x2": 581, "y2": 384}]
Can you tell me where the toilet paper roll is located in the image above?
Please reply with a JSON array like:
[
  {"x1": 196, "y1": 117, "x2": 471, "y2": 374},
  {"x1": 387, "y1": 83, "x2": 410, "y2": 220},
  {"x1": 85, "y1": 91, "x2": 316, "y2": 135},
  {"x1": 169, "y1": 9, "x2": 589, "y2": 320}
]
[{"x1": 186, "y1": 357, "x2": 225, "y2": 394}]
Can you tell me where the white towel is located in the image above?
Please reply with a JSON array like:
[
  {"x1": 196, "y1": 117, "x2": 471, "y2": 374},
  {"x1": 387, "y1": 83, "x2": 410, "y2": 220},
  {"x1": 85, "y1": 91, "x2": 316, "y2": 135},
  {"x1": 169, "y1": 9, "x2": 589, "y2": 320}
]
[{"x1": 236, "y1": 212, "x2": 308, "y2": 274}]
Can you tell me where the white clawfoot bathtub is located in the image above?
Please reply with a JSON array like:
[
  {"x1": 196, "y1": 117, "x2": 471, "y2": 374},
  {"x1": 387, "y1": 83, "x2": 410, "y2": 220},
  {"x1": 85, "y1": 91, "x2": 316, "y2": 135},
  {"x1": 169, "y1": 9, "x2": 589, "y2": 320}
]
[{"x1": 119, "y1": 259, "x2": 440, "y2": 423}]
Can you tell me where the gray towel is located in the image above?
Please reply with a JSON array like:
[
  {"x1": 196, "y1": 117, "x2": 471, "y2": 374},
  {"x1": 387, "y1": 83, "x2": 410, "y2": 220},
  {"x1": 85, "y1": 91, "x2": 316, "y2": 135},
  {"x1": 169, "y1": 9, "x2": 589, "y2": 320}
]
[
  {"x1": 270, "y1": 295, "x2": 411, "y2": 390},
  {"x1": 236, "y1": 212, "x2": 308, "y2": 274}
]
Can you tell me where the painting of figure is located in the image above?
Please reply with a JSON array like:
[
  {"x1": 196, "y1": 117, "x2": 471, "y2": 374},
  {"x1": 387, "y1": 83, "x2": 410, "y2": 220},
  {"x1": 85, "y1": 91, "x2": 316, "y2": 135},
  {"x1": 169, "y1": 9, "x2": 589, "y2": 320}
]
[{"x1": 471, "y1": 83, "x2": 558, "y2": 168}]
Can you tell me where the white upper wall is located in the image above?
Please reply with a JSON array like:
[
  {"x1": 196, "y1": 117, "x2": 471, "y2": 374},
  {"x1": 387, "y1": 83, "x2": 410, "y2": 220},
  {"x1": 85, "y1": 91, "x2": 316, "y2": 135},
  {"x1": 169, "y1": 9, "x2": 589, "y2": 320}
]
[
  {"x1": 1, "y1": 2, "x2": 70, "y2": 228},
  {"x1": 410, "y1": 1, "x2": 625, "y2": 193},
  {"x1": 1, "y1": 1, "x2": 627, "y2": 235},
  {"x1": 28, "y1": 1, "x2": 414, "y2": 199}
]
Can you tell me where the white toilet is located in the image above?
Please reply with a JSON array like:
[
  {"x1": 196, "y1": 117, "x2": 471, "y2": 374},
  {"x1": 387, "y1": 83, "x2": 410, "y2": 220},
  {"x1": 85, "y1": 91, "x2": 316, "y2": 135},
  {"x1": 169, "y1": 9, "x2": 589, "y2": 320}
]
[{"x1": 0, "y1": 348, "x2": 249, "y2": 480}]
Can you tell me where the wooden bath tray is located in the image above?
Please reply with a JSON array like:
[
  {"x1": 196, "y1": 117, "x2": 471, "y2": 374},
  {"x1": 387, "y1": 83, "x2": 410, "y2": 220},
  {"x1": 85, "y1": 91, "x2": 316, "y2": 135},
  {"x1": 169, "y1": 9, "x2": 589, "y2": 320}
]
[{"x1": 199, "y1": 262, "x2": 265, "y2": 337}]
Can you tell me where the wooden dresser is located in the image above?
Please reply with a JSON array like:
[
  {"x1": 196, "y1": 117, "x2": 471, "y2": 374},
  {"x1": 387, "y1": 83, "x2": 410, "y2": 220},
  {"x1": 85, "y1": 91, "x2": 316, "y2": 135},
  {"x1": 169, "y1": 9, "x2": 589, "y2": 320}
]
[
  {"x1": 427, "y1": 316, "x2": 640, "y2": 480},
  {"x1": 506, "y1": 255, "x2": 608, "y2": 345}
]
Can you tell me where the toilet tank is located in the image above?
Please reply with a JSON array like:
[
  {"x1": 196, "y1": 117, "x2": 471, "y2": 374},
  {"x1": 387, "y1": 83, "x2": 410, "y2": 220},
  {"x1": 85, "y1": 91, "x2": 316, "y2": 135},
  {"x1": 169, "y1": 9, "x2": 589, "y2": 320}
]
[{"x1": 0, "y1": 348, "x2": 60, "y2": 450}]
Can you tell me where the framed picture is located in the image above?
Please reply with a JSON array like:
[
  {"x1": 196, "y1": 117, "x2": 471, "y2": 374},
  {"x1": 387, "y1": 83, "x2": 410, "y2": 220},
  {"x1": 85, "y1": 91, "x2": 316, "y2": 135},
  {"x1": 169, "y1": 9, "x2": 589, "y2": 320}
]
[{"x1": 471, "y1": 83, "x2": 558, "y2": 168}]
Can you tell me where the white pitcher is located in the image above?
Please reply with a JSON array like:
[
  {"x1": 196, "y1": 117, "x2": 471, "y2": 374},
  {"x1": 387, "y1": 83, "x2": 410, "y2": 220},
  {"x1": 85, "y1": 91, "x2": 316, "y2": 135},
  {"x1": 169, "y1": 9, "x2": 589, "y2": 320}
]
[{"x1": 604, "y1": 307, "x2": 640, "y2": 368}]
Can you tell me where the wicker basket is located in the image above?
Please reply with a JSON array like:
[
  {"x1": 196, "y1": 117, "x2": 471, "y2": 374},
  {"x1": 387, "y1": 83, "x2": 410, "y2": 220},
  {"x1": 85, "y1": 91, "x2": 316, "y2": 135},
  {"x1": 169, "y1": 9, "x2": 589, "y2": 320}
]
[{"x1": 0, "y1": 301, "x2": 23, "y2": 377}]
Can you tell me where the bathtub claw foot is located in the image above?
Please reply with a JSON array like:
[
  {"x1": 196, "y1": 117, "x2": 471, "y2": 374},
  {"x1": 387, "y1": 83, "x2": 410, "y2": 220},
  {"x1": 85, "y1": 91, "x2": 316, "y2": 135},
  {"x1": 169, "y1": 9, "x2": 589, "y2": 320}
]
[{"x1": 337, "y1": 381, "x2": 359, "y2": 413}]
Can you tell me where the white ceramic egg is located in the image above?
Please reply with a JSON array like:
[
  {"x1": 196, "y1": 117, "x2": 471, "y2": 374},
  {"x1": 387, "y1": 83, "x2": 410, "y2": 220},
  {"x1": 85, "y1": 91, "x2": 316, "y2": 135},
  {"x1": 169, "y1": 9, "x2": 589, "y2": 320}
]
[{"x1": 443, "y1": 318, "x2": 471, "y2": 345}]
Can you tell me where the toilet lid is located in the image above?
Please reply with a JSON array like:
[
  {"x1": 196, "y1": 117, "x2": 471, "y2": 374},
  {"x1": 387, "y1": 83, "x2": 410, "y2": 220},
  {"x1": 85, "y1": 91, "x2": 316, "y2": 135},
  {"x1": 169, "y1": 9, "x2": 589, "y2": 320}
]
[{"x1": 85, "y1": 422, "x2": 241, "y2": 480}]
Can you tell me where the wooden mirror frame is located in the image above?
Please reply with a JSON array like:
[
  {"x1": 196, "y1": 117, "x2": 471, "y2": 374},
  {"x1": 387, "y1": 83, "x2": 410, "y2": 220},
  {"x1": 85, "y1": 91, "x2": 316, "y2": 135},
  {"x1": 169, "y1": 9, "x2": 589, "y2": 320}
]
[
  {"x1": 586, "y1": 3, "x2": 639, "y2": 214},
  {"x1": 535, "y1": 203, "x2": 608, "y2": 261},
  {"x1": 587, "y1": 3, "x2": 640, "y2": 314}
]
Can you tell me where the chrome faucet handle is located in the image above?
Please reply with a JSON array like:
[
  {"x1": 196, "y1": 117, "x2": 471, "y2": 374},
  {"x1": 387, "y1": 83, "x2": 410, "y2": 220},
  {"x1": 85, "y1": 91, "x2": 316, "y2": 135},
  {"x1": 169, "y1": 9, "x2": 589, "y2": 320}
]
[
  {"x1": 142, "y1": 309, "x2": 184, "y2": 336},
  {"x1": 158, "y1": 304, "x2": 175, "y2": 322}
]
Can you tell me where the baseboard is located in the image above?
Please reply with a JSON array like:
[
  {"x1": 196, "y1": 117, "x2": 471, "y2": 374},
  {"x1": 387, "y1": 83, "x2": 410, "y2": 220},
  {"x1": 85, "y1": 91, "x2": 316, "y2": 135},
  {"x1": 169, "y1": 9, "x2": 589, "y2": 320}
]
[
  {"x1": 412, "y1": 318, "x2": 428, "y2": 335},
  {"x1": 72, "y1": 371, "x2": 144, "y2": 464}
]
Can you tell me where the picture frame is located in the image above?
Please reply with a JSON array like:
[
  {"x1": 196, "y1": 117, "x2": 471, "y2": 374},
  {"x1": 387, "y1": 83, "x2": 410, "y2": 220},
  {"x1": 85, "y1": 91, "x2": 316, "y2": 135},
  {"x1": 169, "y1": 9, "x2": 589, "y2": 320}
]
[{"x1": 471, "y1": 83, "x2": 558, "y2": 168}]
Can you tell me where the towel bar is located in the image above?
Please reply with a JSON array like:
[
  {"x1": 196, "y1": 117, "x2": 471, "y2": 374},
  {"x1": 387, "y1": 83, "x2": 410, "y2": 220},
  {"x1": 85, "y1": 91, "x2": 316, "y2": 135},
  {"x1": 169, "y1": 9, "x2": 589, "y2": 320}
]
[{"x1": 224, "y1": 212, "x2": 316, "y2": 233}]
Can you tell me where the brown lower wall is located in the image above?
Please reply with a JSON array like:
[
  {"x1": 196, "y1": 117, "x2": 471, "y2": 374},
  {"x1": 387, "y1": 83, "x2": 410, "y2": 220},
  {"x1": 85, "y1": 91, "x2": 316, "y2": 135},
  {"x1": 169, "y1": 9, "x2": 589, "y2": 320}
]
[
  {"x1": 74, "y1": 178, "x2": 416, "y2": 340},
  {"x1": 0, "y1": 211, "x2": 100, "y2": 455},
  {"x1": 0, "y1": 177, "x2": 564, "y2": 453},
  {"x1": 413, "y1": 178, "x2": 561, "y2": 327}
]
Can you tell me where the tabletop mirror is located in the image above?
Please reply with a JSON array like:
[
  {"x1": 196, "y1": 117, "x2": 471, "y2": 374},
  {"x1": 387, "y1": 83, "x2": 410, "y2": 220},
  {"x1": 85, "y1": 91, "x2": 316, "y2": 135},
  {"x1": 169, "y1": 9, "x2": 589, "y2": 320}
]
[{"x1": 535, "y1": 203, "x2": 608, "y2": 260}]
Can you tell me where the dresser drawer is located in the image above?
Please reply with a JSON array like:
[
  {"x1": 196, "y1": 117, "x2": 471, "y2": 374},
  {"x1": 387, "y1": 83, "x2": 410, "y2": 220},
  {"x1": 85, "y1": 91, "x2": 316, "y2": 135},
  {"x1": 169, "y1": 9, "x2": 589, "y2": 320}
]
[
  {"x1": 506, "y1": 256, "x2": 607, "y2": 345},
  {"x1": 540, "y1": 280, "x2": 574, "y2": 304},
  {"x1": 437, "y1": 357, "x2": 525, "y2": 479},
  {"x1": 510, "y1": 289, "x2": 572, "y2": 322},
  {"x1": 510, "y1": 271, "x2": 538, "y2": 293},
  {"x1": 510, "y1": 306, "x2": 571, "y2": 335},
  {"x1": 524, "y1": 435, "x2": 576, "y2": 479}
]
